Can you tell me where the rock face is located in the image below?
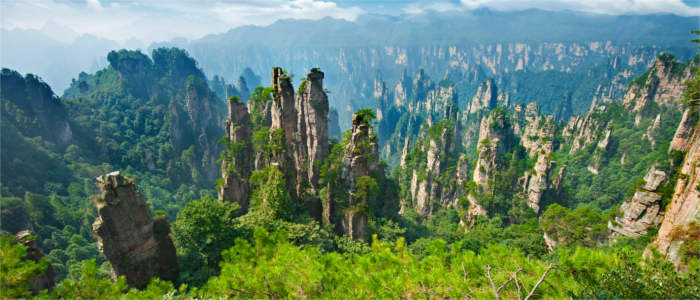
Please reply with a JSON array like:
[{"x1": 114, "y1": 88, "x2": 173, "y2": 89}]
[
  {"x1": 219, "y1": 98, "x2": 253, "y2": 213},
  {"x1": 565, "y1": 102, "x2": 611, "y2": 154},
  {"x1": 373, "y1": 69, "x2": 459, "y2": 164},
  {"x1": 609, "y1": 166, "x2": 667, "y2": 237},
  {"x1": 468, "y1": 79, "x2": 498, "y2": 113},
  {"x1": 336, "y1": 114, "x2": 379, "y2": 240},
  {"x1": 293, "y1": 68, "x2": 330, "y2": 218},
  {"x1": 92, "y1": 171, "x2": 178, "y2": 287},
  {"x1": 669, "y1": 108, "x2": 698, "y2": 152},
  {"x1": 0, "y1": 68, "x2": 72, "y2": 145},
  {"x1": 269, "y1": 67, "x2": 330, "y2": 217},
  {"x1": 293, "y1": 69, "x2": 329, "y2": 203},
  {"x1": 515, "y1": 103, "x2": 556, "y2": 213},
  {"x1": 15, "y1": 230, "x2": 55, "y2": 294},
  {"x1": 271, "y1": 67, "x2": 298, "y2": 147},
  {"x1": 648, "y1": 106, "x2": 700, "y2": 265},
  {"x1": 469, "y1": 110, "x2": 514, "y2": 216},
  {"x1": 220, "y1": 67, "x2": 331, "y2": 219},
  {"x1": 407, "y1": 123, "x2": 453, "y2": 216},
  {"x1": 623, "y1": 55, "x2": 698, "y2": 122}
]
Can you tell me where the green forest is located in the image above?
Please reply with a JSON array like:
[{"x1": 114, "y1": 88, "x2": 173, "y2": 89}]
[{"x1": 2, "y1": 33, "x2": 700, "y2": 299}]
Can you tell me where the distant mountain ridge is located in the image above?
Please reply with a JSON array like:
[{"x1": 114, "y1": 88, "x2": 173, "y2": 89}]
[{"x1": 2, "y1": 8, "x2": 696, "y2": 96}]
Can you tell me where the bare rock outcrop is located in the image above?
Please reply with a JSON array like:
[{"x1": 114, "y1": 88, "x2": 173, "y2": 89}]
[
  {"x1": 219, "y1": 98, "x2": 253, "y2": 212},
  {"x1": 566, "y1": 103, "x2": 610, "y2": 154},
  {"x1": 515, "y1": 103, "x2": 556, "y2": 213},
  {"x1": 609, "y1": 166, "x2": 667, "y2": 238},
  {"x1": 469, "y1": 110, "x2": 514, "y2": 217},
  {"x1": 468, "y1": 78, "x2": 498, "y2": 113},
  {"x1": 394, "y1": 70, "x2": 411, "y2": 107},
  {"x1": 623, "y1": 55, "x2": 697, "y2": 122},
  {"x1": 293, "y1": 68, "x2": 330, "y2": 216},
  {"x1": 669, "y1": 108, "x2": 698, "y2": 152},
  {"x1": 267, "y1": 67, "x2": 332, "y2": 215},
  {"x1": 647, "y1": 107, "x2": 700, "y2": 265},
  {"x1": 295, "y1": 69, "x2": 329, "y2": 191},
  {"x1": 337, "y1": 113, "x2": 379, "y2": 240},
  {"x1": 92, "y1": 171, "x2": 178, "y2": 287},
  {"x1": 408, "y1": 124, "x2": 452, "y2": 216}
]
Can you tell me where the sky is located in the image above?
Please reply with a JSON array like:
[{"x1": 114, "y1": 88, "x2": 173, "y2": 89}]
[{"x1": 2, "y1": 0, "x2": 700, "y2": 44}]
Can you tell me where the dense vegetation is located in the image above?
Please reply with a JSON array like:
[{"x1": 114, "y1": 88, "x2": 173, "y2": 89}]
[
  {"x1": 2, "y1": 41, "x2": 699, "y2": 298},
  {"x1": 1, "y1": 48, "x2": 224, "y2": 281}
]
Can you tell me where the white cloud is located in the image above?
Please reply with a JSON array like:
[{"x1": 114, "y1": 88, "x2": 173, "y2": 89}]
[
  {"x1": 404, "y1": 0, "x2": 700, "y2": 15},
  {"x1": 459, "y1": 0, "x2": 700, "y2": 15},
  {"x1": 2, "y1": 0, "x2": 697, "y2": 45},
  {"x1": 403, "y1": 1, "x2": 463, "y2": 14},
  {"x1": 1, "y1": 0, "x2": 364, "y2": 44}
]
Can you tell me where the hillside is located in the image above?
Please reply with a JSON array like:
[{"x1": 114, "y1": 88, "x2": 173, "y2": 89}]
[{"x1": 1, "y1": 45, "x2": 699, "y2": 298}]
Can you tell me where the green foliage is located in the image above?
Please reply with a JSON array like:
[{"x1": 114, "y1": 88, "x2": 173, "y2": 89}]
[
  {"x1": 195, "y1": 229, "x2": 569, "y2": 298},
  {"x1": 567, "y1": 248, "x2": 699, "y2": 298},
  {"x1": 249, "y1": 166, "x2": 293, "y2": 220},
  {"x1": 355, "y1": 108, "x2": 376, "y2": 124},
  {"x1": 354, "y1": 175, "x2": 378, "y2": 213},
  {"x1": 123, "y1": 278, "x2": 176, "y2": 300},
  {"x1": 0, "y1": 235, "x2": 50, "y2": 298},
  {"x1": 540, "y1": 204, "x2": 607, "y2": 248},
  {"x1": 51, "y1": 259, "x2": 128, "y2": 299},
  {"x1": 173, "y1": 196, "x2": 241, "y2": 286}
]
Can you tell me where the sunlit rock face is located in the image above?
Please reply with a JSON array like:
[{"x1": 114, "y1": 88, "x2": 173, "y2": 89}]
[{"x1": 92, "y1": 171, "x2": 178, "y2": 287}]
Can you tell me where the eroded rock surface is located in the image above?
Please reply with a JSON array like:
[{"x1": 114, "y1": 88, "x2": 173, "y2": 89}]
[
  {"x1": 92, "y1": 171, "x2": 178, "y2": 287},
  {"x1": 337, "y1": 114, "x2": 379, "y2": 240},
  {"x1": 609, "y1": 167, "x2": 667, "y2": 237},
  {"x1": 219, "y1": 98, "x2": 253, "y2": 212},
  {"x1": 648, "y1": 107, "x2": 700, "y2": 265}
]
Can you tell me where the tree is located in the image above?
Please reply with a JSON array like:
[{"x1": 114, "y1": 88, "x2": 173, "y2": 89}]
[
  {"x1": 355, "y1": 108, "x2": 376, "y2": 124},
  {"x1": 0, "y1": 235, "x2": 50, "y2": 298},
  {"x1": 249, "y1": 166, "x2": 293, "y2": 220},
  {"x1": 682, "y1": 30, "x2": 700, "y2": 107},
  {"x1": 173, "y1": 196, "x2": 240, "y2": 286},
  {"x1": 51, "y1": 259, "x2": 127, "y2": 299}
]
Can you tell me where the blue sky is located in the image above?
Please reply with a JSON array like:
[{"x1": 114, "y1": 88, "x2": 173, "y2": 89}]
[{"x1": 2, "y1": 0, "x2": 699, "y2": 44}]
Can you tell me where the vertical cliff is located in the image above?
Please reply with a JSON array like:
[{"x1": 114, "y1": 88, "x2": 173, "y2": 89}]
[
  {"x1": 219, "y1": 97, "x2": 254, "y2": 212},
  {"x1": 92, "y1": 171, "x2": 178, "y2": 287},
  {"x1": 406, "y1": 120, "x2": 454, "y2": 216},
  {"x1": 294, "y1": 68, "x2": 330, "y2": 216},
  {"x1": 623, "y1": 55, "x2": 698, "y2": 124},
  {"x1": 648, "y1": 106, "x2": 700, "y2": 266},
  {"x1": 515, "y1": 103, "x2": 556, "y2": 213},
  {"x1": 337, "y1": 113, "x2": 380, "y2": 240},
  {"x1": 221, "y1": 67, "x2": 331, "y2": 219},
  {"x1": 469, "y1": 109, "x2": 514, "y2": 217},
  {"x1": 468, "y1": 79, "x2": 498, "y2": 114}
]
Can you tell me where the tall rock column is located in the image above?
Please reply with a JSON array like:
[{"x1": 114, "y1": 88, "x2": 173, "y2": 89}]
[
  {"x1": 518, "y1": 103, "x2": 556, "y2": 213},
  {"x1": 219, "y1": 97, "x2": 253, "y2": 213},
  {"x1": 271, "y1": 67, "x2": 298, "y2": 145},
  {"x1": 92, "y1": 171, "x2": 178, "y2": 287},
  {"x1": 338, "y1": 113, "x2": 379, "y2": 240},
  {"x1": 270, "y1": 67, "x2": 299, "y2": 199},
  {"x1": 468, "y1": 79, "x2": 498, "y2": 113},
  {"x1": 294, "y1": 68, "x2": 330, "y2": 217}
]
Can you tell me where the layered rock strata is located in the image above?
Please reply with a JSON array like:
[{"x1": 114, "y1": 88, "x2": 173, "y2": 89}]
[
  {"x1": 609, "y1": 167, "x2": 667, "y2": 237},
  {"x1": 92, "y1": 171, "x2": 178, "y2": 287}
]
